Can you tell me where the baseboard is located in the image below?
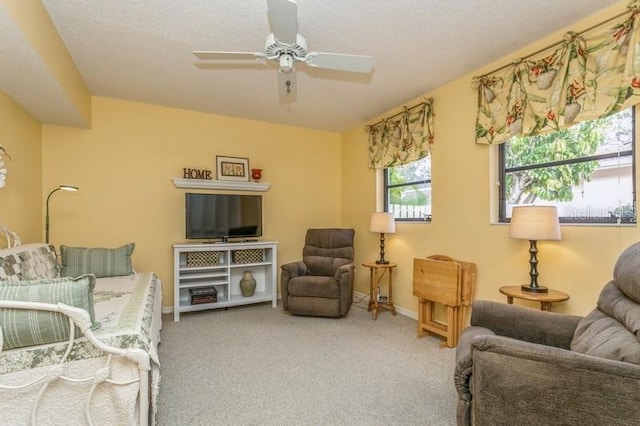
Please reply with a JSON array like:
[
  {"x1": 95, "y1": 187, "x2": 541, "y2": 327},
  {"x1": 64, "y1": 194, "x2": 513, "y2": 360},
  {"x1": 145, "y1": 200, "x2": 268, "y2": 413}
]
[{"x1": 163, "y1": 293, "x2": 417, "y2": 320}]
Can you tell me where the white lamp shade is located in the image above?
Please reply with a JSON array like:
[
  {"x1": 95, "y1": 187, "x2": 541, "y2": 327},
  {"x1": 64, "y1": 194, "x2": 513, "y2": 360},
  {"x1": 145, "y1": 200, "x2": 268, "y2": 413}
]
[
  {"x1": 59, "y1": 185, "x2": 79, "y2": 192},
  {"x1": 509, "y1": 205, "x2": 561, "y2": 241},
  {"x1": 370, "y1": 212, "x2": 396, "y2": 234}
]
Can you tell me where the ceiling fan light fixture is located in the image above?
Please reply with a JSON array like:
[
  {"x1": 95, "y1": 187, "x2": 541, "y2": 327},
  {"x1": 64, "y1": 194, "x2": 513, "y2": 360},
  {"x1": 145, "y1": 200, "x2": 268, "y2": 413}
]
[{"x1": 279, "y1": 54, "x2": 294, "y2": 72}]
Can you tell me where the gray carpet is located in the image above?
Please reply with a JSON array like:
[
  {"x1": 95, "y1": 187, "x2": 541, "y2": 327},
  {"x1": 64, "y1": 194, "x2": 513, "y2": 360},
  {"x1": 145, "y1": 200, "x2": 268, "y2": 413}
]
[{"x1": 156, "y1": 301, "x2": 457, "y2": 425}]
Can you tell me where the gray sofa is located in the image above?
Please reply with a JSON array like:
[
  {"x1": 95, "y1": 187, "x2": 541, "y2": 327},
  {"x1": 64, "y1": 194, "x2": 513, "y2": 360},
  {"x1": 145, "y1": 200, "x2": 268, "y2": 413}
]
[
  {"x1": 280, "y1": 228, "x2": 355, "y2": 318},
  {"x1": 454, "y1": 242, "x2": 640, "y2": 425}
]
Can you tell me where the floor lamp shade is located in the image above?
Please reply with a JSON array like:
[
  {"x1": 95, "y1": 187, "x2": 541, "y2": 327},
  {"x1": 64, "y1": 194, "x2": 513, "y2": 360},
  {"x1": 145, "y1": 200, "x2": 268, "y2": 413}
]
[
  {"x1": 509, "y1": 205, "x2": 561, "y2": 293},
  {"x1": 370, "y1": 212, "x2": 395, "y2": 264}
]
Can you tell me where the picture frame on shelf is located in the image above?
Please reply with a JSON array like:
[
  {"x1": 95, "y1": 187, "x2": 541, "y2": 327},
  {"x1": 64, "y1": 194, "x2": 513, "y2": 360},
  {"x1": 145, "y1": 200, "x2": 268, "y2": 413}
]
[{"x1": 216, "y1": 156, "x2": 249, "y2": 182}]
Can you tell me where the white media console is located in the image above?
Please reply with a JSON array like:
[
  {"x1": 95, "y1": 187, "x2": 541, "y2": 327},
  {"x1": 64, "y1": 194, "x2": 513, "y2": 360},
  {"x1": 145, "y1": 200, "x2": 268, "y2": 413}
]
[{"x1": 173, "y1": 241, "x2": 278, "y2": 321}]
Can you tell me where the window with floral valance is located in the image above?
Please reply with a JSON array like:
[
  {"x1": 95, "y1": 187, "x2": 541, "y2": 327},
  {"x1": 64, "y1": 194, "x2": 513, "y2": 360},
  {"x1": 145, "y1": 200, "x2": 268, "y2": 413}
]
[
  {"x1": 474, "y1": 1, "x2": 640, "y2": 145},
  {"x1": 366, "y1": 98, "x2": 434, "y2": 169}
]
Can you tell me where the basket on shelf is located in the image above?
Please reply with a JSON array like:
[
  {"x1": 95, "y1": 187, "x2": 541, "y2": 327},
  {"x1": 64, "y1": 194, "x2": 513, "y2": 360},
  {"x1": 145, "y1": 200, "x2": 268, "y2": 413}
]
[
  {"x1": 186, "y1": 251, "x2": 221, "y2": 267},
  {"x1": 232, "y1": 249, "x2": 264, "y2": 264}
]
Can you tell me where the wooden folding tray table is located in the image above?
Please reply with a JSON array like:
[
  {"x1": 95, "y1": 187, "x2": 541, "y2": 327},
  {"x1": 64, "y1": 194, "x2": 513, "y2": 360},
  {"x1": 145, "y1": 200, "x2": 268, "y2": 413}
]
[{"x1": 412, "y1": 255, "x2": 476, "y2": 348}]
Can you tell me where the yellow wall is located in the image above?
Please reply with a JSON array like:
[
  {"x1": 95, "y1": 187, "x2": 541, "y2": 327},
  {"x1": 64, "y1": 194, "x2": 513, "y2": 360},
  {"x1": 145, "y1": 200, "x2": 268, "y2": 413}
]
[
  {"x1": 0, "y1": 90, "x2": 42, "y2": 244},
  {"x1": 42, "y1": 97, "x2": 342, "y2": 309},
  {"x1": 342, "y1": 1, "x2": 637, "y2": 317},
  {"x1": 6, "y1": 0, "x2": 636, "y2": 319}
]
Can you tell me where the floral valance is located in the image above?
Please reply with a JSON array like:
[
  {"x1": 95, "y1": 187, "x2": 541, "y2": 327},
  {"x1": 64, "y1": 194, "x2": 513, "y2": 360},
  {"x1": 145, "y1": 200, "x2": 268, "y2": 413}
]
[
  {"x1": 474, "y1": 1, "x2": 640, "y2": 145},
  {"x1": 366, "y1": 98, "x2": 434, "y2": 169}
]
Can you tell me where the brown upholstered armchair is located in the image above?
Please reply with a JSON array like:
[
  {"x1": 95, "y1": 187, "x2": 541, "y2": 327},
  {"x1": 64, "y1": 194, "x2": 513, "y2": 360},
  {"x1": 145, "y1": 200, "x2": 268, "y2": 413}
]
[
  {"x1": 280, "y1": 228, "x2": 355, "y2": 317},
  {"x1": 454, "y1": 242, "x2": 640, "y2": 425}
]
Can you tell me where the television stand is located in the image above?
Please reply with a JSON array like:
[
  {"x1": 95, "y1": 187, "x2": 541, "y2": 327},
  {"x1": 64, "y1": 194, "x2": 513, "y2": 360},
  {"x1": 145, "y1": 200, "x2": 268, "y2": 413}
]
[{"x1": 173, "y1": 241, "x2": 278, "y2": 321}]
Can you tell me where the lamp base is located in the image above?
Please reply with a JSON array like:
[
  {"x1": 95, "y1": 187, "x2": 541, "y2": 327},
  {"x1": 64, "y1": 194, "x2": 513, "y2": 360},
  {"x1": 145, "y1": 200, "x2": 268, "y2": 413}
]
[
  {"x1": 521, "y1": 284, "x2": 549, "y2": 293},
  {"x1": 375, "y1": 259, "x2": 389, "y2": 265}
]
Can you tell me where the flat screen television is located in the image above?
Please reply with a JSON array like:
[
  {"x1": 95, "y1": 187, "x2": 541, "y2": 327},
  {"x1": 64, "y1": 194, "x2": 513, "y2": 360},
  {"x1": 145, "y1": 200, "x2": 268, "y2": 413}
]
[{"x1": 185, "y1": 193, "x2": 262, "y2": 241}]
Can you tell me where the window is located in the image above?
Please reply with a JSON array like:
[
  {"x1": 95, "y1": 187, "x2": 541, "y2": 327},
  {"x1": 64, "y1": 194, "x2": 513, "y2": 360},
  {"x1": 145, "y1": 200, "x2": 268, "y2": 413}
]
[
  {"x1": 384, "y1": 156, "x2": 431, "y2": 221},
  {"x1": 499, "y1": 108, "x2": 636, "y2": 224}
]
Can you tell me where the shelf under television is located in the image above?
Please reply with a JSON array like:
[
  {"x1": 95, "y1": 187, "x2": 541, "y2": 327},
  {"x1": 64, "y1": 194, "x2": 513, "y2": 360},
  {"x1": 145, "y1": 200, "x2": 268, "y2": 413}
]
[{"x1": 172, "y1": 178, "x2": 271, "y2": 192}]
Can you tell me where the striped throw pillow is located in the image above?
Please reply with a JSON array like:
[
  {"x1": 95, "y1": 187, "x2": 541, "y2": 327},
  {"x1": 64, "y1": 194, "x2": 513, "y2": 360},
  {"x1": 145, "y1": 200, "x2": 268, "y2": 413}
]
[
  {"x1": 0, "y1": 274, "x2": 96, "y2": 350},
  {"x1": 60, "y1": 243, "x2": 135, "y2": 278}
]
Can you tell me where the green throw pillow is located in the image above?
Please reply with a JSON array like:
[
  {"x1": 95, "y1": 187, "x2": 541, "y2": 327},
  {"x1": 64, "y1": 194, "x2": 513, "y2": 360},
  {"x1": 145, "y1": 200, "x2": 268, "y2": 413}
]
[
  {"x1": 0, "y1": 275, "x2": 96, "y2": 350},
  {"x1": 60, "y1": 243, "x2": 135, "y2": 278}
]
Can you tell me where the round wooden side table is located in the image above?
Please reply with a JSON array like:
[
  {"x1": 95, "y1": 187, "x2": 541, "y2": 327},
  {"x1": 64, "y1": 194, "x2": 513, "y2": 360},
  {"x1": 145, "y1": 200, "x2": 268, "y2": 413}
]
[
  {"x1": 362, "y1": 261, "x2": 397, "y2": 320},
  {"x1": 499, "y1": 285, "x2": 569, "y2": 311}
]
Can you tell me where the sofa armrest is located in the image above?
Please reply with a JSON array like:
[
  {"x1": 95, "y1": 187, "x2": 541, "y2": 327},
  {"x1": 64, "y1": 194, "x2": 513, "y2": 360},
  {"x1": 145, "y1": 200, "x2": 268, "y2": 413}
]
[
  {"x1": 334, "y1": 263, "x2": 355, "y2": 280},
  {"x1": 453, "y1": 326, "x2": 496, "y2": 426},
  {"x1": 281, "y1": 261, "x2": 307, "y2": 279},
  {"x1": 468, "y1": 334, "x2": 640, "y2": 425},
  {"x1": 454, "y1": 326, "x2": 495, "y2": 399},
  {"x1": 336, "y1": 263, "x2": 355, "y2": 316},
  {"x1": 335, "y1": 264, "x2": 355, "y2": 297},
  {"x1": 470, "y1": 300, "x2": 581, "y2": 349},
  {"x1": 280, "y1": 261, "x2": 307, "y2": 311}
]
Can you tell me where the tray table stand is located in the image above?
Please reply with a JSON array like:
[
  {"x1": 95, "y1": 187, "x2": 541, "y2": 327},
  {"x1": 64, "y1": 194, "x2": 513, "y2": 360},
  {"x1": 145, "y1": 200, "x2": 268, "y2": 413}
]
[{"x1": 412, "y1": 255, "x2": 476, "y2": 348}]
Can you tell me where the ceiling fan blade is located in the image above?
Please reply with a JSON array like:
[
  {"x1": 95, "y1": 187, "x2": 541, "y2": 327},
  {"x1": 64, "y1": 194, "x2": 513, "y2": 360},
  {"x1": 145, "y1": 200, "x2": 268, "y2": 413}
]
[
  {"x1": 267, "y1": 0, "x2": 298, "y2": 45},
  {"x1": 278, "y1": 70, "x2": 297, "y2": 98},
  {"x1": 193, "y1": 51, "x2": 266, "y2": 61},
  {"x1": 304, "y1": 52, "x2": 374, "y2": 73}
]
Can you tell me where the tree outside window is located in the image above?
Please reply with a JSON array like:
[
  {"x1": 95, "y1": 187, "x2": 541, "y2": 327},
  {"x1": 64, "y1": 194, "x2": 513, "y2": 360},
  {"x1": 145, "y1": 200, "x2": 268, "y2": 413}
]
[{"x1": 500, "y1": 108, "x2": 635, "y2": 224}]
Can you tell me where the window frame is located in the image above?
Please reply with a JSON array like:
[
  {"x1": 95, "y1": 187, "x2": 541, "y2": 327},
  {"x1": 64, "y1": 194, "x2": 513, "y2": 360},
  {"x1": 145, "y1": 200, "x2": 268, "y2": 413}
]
[
  {"x1": 383, "y1": 157, "x2": 432, "y2": 222},
  {"x1": 498, "y1": 109, "x2": 636, "y2": 225}
]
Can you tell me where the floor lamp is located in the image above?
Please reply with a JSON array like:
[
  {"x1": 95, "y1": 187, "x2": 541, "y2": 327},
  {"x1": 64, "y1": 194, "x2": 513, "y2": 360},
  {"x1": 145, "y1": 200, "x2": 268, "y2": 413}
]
[
  {"x1": 46, "y1": 185, "x2": 79, "y2": 244},
  {"x1": 508, "y1": 205, "x2": 561, "y2": 293},
  {"x1": 369, "y1": 212, "x2": 396, "y2": 264}
]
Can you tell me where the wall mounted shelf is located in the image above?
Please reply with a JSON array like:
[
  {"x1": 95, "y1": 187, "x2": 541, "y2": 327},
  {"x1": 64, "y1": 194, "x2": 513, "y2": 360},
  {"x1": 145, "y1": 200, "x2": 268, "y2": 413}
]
[{"x1": 172, "y1": 178, "x2": 271, "y2": 192}]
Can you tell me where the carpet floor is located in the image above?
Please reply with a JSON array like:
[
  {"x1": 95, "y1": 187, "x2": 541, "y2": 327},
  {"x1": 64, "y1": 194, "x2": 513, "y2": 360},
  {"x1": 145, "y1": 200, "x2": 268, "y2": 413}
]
[{"x1": 156, "y1": 301, "x2": 457, "y2": 425}]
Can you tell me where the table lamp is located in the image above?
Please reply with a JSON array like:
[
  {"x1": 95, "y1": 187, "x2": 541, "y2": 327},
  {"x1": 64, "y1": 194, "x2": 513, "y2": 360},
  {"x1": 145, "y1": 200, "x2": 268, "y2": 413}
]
[
  {"x1": 46, "y1": 184, "x2": 79, "y2": 243},
  {"x1": 370, "y1": 212, "x2": 396, "y2": 264},
  {"x1": 508, "y1": 205, "x2": 561, "y2": 293}
]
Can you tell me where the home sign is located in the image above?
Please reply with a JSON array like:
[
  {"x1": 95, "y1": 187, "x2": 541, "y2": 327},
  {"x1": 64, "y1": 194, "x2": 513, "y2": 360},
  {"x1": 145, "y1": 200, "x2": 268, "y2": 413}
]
[{"x1": 183, "y1": 168, "x2": 212, "y2": 180}]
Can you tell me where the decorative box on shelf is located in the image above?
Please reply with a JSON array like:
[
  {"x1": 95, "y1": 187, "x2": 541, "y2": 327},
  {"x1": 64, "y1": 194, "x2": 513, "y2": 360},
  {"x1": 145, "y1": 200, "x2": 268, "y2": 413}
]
[
  {"x1": 233, "y1": 249, "x2": 265, "y2": 264},
  {"x1": 186, "y1": 251, "x2": 221, "y2": 267},
  {"x1": 189, "y1": 287, "x2": 217, "y2": 305}
]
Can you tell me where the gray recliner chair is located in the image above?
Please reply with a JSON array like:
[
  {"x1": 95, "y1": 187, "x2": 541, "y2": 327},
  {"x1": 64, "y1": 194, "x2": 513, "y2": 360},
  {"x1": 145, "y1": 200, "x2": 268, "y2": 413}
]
[
  {"x1": 454, "y1": 242, "x2": 640, "y2": 425},
  {"x1": 280, "y1": 228, "x2": 355, "y2": 318}
]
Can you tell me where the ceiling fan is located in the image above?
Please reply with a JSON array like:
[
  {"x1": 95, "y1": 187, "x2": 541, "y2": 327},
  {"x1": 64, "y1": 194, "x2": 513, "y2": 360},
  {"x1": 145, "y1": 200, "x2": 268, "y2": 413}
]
[{"x1": 193, "y1": 0, "x2": 375, "y2": 99}]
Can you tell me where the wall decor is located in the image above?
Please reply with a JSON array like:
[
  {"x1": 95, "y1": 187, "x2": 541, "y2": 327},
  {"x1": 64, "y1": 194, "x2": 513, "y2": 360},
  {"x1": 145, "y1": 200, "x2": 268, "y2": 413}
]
[
  {"x1": 182, "y1": 168, "x2": 212, "y2": 180},
  {"x1": 216, "y1": 156, "x2": 249, "y2": 182},
  {"x1": 251, "y1": 168, "x2": 263, "y2": 182}
]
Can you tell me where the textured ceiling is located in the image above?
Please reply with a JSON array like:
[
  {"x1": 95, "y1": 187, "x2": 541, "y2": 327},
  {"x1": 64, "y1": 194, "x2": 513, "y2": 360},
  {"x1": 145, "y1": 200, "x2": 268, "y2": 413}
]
[{"x1": 1, "y1": 1, "x2": 624, "y2": 132}]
